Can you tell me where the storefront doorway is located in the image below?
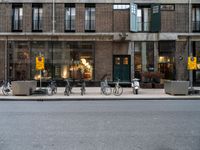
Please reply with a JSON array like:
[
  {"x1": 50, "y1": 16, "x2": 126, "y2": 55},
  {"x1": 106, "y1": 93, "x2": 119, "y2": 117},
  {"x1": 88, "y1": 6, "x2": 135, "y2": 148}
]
[
  {"x1": 193, "y1": 41, "x2": 200, "y2": 85},
  {"x1": 113, "y1": 55, "x2": 130, "y2": 82}
]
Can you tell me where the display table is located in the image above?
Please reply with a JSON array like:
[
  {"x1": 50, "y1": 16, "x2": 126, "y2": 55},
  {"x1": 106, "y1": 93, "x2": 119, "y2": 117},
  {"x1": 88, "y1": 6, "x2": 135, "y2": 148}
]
[{"x1": 12, "y1": 80, "x2": 37, "y2": 96}]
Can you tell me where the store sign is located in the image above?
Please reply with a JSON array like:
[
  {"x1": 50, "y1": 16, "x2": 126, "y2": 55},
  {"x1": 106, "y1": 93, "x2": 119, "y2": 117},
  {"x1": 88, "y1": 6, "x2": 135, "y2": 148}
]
[
  {"x1": 36, "y1": 56, "x2": 44, "y2": 70},
  {"x1": 188, "y1": 56, "x2": 197, "y2": 70}
]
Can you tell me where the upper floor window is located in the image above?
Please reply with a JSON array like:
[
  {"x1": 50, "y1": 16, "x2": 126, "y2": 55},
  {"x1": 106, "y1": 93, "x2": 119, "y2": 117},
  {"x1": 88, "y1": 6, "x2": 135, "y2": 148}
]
[
  {"x1": 12, "y1": 4, "x2": 23, "y2": 32},
  {"x1": 65, "y1": 4, "x2": 75, "y2": 32},
  {"x1": 113, "y1": 4, "x2": 130, "y2": 10},
  {"x1": 85, "y1": 4, "x2": 95, "y2": 32},
  {"x1": 137, "y1": 6, "x2": 151, "y2": 32},
  {"x1": 192, "y1": 5, "x2": 200, "y2": 32},
  {"x1": 32, "y1": 4, "x2": 43, "y2": 32}
]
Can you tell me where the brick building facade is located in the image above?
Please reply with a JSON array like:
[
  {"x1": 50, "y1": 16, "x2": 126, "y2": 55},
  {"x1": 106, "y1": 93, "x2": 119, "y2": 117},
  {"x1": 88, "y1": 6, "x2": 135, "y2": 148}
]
[{"x1": 0, "y1": 0, "x2": 199, "y2": 86}]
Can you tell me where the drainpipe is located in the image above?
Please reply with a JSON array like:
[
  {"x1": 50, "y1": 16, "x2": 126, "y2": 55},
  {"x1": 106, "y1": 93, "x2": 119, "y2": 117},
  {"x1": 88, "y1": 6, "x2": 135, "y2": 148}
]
[
  {"x1": 52, "y1": 0, "x2": 55, "y2": 33},
  {"x1": 188, "y1": 0, "x2": 193, "y2": 90},
  {"x1": 5, "y1": 36, "x2": 8, "y2": 81}
]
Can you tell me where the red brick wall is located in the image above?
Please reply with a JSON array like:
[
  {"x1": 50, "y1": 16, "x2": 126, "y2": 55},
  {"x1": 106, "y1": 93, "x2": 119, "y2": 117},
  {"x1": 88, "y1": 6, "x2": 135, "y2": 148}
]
[
  {"x1": 113, "y1": 42, "x2": 129, "y2": 55},
  {"x1": 95, "y1": 42, "x2": 113, "y2": 81},
  {"x1": 76, "y1": 4, "x2": 85, "y2": 32},
  {"x1": 96, "y1": 4, "x2": 113, "y2": 32},
  {"x1": 113, "y1": 10, "x2": 129, "y2": 32}
]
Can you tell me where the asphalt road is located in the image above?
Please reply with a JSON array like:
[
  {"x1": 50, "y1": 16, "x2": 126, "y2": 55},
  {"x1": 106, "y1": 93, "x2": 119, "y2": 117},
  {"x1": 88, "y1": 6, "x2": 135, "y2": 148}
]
[{"x1": 0, "y1": 100, "x2": 199, "y2": 150}]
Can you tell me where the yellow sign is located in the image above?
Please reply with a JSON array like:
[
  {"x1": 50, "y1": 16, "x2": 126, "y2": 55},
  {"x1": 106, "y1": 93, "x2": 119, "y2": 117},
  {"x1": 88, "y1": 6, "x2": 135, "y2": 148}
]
[
  {"x1": 36, "y1": 56, "x2": 44, "y2": 70},
  {"x1": 188, "y1": 56, "x2": 197, "y2": 70}
]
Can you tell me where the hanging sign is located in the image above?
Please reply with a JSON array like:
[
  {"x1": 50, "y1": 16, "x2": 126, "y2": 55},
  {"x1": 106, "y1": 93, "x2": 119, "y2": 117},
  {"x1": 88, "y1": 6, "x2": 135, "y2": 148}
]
[
  {"x1": 188, "y1": 56, "x2": 197, "y2": 70},
  {"x1": 36, "y1": 56, "x2": 45, "y2": 70}
]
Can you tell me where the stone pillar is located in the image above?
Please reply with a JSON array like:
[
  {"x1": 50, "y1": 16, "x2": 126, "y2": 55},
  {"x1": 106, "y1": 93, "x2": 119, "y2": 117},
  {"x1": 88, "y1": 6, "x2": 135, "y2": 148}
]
[
  {"x1": 175, "y1": 41, "x2": 188, "y2": 80},
  {"x1": 129, "y1": 42, "x2": 134, "y2": 78},
  {"x1": 141, "y1": 42, "x2": 147, "y2": 72},
  {"x1": 154, "y1": 42, "x2": 159, "y2": 72},
  {"x1": 0, "y1": 41, "x2": 5, "y2": 80}
]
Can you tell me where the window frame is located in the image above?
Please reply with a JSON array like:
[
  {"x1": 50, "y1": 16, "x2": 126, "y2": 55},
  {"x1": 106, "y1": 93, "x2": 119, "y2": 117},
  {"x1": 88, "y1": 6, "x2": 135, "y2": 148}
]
[
  {"x1": 85, "y1": 4, "x2": 96, "y2": 32},
  {"x1": 137, "y1": 6, "x2": 151, "y2": 32},
  {"x1": 12, "y1": 4, "x2": 23, "y2": 32},
  {"x1": 65, "y1": 3, "x2": 76, "y2": 32},
  {"x1": 192, "y1": 5, "x2": 200, "y2": 32},
  {"x1": 32, "y1": 4, "x2": 43, "y2": 32}
]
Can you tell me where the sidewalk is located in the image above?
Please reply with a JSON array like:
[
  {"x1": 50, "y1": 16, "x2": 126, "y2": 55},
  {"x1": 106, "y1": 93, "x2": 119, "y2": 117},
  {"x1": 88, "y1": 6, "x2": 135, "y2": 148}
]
[{"x1": 0, "y1": 87, "x2": 200, "y2": 101}]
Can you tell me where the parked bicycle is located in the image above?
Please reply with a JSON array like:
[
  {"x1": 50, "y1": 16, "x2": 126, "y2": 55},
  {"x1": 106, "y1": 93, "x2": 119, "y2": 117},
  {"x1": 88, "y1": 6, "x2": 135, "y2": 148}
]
[
  {"x1": 80, "y1": 78, "x2": 86, "y2": 96},
  {"x1": 100, "y1": 75, "x2": 112, "y2": 95},
  {"x1": 47, "y1": 80, "x2": 57, "y2": 96},
  {"x1": 113, "y1": 79, "x2": 123, "y2": 96},
  {"x1": 1, "y1": 80, "x2": 12, "y2": 96},
  {"x1": 64, "y1": 78, "x2": 72, "y2": 96}
]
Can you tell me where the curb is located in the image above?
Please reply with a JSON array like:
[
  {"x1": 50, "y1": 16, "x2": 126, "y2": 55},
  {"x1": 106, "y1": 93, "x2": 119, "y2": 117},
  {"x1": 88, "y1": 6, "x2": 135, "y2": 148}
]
[{"x1": 0, "y1": 96, "x2": 200, "y2": 101}]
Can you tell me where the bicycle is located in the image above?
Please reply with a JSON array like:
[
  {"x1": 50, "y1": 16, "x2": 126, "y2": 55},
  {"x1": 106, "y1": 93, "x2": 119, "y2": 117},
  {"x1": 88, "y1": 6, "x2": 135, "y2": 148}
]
[
  {"x1": 1, "y1": 80, "x2": 12, "y2": 96},
  {"x1": 64, "y1": 78, "x2": 72, "y2": 96},
  {"x1": 80, "y1": 78, "x2": 86, "y2": 96},
  {"x1": 101, "y1": 76, "x2": 112, "y2": 95},
  {"x1": 113, "y1": 79, "x2": 123, "y2": 96},
  {"x1": 47, "y1": 80, "x2": 57, "y2": 96}
]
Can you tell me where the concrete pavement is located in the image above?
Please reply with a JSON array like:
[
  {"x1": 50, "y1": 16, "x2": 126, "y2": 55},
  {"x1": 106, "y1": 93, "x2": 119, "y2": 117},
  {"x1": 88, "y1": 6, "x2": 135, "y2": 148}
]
[{"x1": 0, "y1": 87, "x2": 200, "y2": 100}]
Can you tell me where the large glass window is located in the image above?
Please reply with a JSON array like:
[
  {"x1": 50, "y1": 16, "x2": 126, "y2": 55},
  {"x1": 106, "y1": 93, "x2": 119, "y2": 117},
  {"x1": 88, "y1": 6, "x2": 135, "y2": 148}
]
[
  {"x1": 192, "y1": 6, "x2": 200, "y2": 32},
  {"x1": 85, "y1": 4, "x2": 95, "y2": 32},
  {"x1": 137, "y1": 7, "x2": 151, "y2": 32},
  {"x1": 158, "y1": 41, "x2": 175, "y2": 80},
  {"x1": 134, "y1": 42, "x2": 154, "y2": 79},
  {"x1": 65, "y1": 4, "x2": 75, "y2": 32},
  {"x1": 193, "y1": 41, "x2": 200, "y2": 83},
  {"x1": 8, "y1": 42, "x2": 30, "y2": 80},
  {"x1": 31, "y1": 41, "x2": 52, "y2": 80},
  {"x1": 32, "y1": 4, "x2": 43, "y2": 32},
  {"x1": 12, "y1": 4, "x2": 23, "y2": 32},
  {"x1": 53, "y1": 42, "x2": 94, "y2": 80},
  {"x1": 8, "y1": 42, "x2": 94, "y2": 81}
]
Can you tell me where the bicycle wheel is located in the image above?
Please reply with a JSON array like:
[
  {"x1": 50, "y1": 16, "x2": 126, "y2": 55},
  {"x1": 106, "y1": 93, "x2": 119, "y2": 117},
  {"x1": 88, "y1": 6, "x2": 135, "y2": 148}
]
[
  {"x1": 81, "y1": 87, "x2": 85, "y2": 96},
  {"x1": 102, "y1": 86, "x2": 112, "y2": 95},
  {"x1": 47, "y1": 86, "x2": 53, "y2": 96},
  {"x1": 113, "y1": 86, "x2": 123, "y2": 96},
  {"x1": 2, "y1": 86, "x2": 9, "y2": 96},
  {"x1": 64, "y1": 86, "x2": 70, "y2": 96},
  {"x1": 53, "y1": 86, "x2": 57, "y2": 94}
]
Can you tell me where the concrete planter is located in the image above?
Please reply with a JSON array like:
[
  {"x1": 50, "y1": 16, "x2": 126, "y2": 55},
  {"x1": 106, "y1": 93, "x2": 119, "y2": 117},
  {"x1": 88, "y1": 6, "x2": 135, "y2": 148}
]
[
  {"x1": 164, "y1": 80, "x2": 189, "y2": 95},
  {"x1": 12, "y1": 80, "x2": 37, "y2": 96}
]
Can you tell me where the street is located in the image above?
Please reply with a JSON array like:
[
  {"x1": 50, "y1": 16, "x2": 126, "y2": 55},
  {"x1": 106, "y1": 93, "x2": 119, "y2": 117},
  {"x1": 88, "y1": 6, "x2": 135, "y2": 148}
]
[{"x1": 0, "y1": 100, "x2": 199, "y2": 150}]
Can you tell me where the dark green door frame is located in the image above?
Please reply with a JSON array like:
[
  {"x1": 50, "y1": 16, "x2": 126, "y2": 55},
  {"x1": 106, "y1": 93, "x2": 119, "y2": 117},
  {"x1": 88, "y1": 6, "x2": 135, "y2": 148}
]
[{"x1": 113, "y1": 55, "x2": 131, "y2": 82}]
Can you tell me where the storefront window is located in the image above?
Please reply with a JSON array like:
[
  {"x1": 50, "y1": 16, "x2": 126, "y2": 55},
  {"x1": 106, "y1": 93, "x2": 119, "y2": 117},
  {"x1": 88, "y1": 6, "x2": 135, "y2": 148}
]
[
  {"x1": 134, "y1": 42, "x2": 154, "y2": 79},
  {"x1": 8, "y1": 41, "x2": 94, "y2": 81},
  {"x1": 53, "y1": 42, "x2": 94, "y2": 80},
  {"x1": 31, "y1": 41, "x2": 52, "y2": 80},
  {"x1": 158, "y1": 41, "x2": 175, "y2": 80},
  {"x1": 193, "y1": 41, "x2": 200, "y2": 83},
  {"x1": 8, "y1": 41, "x2": 30, "y2": 80}
]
